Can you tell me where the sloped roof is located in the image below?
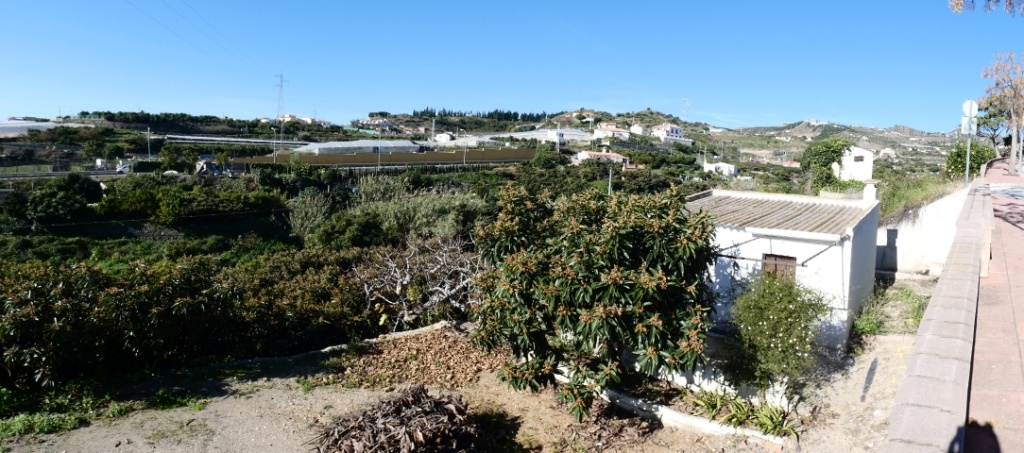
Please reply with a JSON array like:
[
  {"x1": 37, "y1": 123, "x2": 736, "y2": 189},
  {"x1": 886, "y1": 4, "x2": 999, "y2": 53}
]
[{"x1": 685, "y1": 190, "x2": 876, "y2": 236}]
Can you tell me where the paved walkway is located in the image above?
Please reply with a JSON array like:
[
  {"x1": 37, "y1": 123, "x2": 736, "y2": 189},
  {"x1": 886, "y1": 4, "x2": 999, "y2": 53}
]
[{"x1": 968, "y1": 159, "x2": 1024, "y2": 451}]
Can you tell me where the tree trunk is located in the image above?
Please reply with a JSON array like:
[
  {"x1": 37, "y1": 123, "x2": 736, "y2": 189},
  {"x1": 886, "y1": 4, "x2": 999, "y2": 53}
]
[{"x1": 1012, "y1": 108, "x2": 1019, "y2": 175}]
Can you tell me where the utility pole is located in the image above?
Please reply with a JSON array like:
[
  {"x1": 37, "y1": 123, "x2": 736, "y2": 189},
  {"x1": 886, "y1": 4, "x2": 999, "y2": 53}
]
[
  {"x1": 146, "y1": 127, "x2": 151, "y2": 160},
  {"x1": 275, "y1": 72, "x2": 287, "y2": 165},
  {"x1": 962, "y1": 100, "x2": 979, "y2": 183},
  {"x1": 608, "y1": 167, "x2": 613, "y2": 196}
]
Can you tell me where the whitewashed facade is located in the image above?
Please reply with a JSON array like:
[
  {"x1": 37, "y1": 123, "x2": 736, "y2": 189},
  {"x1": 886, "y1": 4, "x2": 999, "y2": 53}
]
[
  {"x1": 687, "y1": 190, "x2": 880, "y2": 348},
  {"x1": 832, "y1": 146, "x2": 874, "y2": 181}
]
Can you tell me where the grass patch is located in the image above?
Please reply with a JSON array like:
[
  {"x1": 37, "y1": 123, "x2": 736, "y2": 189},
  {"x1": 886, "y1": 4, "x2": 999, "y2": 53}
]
[
  {"x1": 148, "y1": 388, "x2": 207, "y2": 411},
  {"x1": 852, "y1": 284, "x2": 930, "y2": 353},
  {"x1": 0, "y1": 413, "x2": 86, "y2": 437},
  {"x1": 879, "y1": 175, "x2": 959, "y2": 223}
]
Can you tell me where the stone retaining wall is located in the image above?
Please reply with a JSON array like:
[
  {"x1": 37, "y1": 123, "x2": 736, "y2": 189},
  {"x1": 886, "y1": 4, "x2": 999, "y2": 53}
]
[{"x1": 883, "y1": 179, "x2": 990, "y2": 452}]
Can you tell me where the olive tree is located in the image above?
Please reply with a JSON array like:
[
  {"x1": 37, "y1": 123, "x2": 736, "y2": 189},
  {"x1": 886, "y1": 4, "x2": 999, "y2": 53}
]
[{"x1": 472, "y1": 184, "x2": 716, "y2": 421}]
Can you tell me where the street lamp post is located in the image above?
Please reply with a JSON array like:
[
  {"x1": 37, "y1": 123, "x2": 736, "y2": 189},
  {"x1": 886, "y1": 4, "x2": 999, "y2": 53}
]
[{"x1": 962, "y1": 100, "x2": 979, "y2": 183}]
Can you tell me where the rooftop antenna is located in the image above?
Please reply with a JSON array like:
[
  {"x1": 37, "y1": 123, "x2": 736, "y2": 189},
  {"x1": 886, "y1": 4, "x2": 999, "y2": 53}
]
[{"x1": 682, "y1": 99, "x2": 689, "y2": 123}]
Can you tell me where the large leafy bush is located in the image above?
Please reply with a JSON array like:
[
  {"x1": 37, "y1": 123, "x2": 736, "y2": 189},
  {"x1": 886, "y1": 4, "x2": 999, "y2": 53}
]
[
  {"x1": 728, "y1": 272, "x2": 828, "y2": 391},
  {"x1": 473, "y1": 184, "x2": 716, "y2": 421}
]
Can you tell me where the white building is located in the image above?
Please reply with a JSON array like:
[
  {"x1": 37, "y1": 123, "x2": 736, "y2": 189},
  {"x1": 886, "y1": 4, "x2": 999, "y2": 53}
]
[
  {"x1": 546, "y1": 130, "x2": 565, "y2": 145},
  {"x1": 629, "y1": 124, "x2": 646, "y2": 136},
  {"x1": 292, "y1": 140, "x2": 424, "y2": 154},
  {"x1": 687, "y1": 188, "x2": 879, "y2": 349},
  {"x1": 276, "y1": 114, "x2": 298, "y2": 123},
  {"x1": 572, "y1": 151, "x2": 629, "y2": 165},
  {"x1": 593, "y1": 123, "x2": 631, "y2": 140},
  {"x1": 651, "y1": 123, "x2": 686, "y2": 142},
  {"x1": 832, "y1": 146, "x2": 874, "y2": 181},
  {"x1": 703, "y1": 161, "x2": 738, "y2": 176},
  {"x1": 434, "y1": 133, "x2": 455, "y2": 142}
]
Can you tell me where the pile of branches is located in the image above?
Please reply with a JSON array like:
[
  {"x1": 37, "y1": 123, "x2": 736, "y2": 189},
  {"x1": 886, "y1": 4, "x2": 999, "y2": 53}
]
[{"x1": 310, "y1": 385, "x2": 478, "y2": 453}]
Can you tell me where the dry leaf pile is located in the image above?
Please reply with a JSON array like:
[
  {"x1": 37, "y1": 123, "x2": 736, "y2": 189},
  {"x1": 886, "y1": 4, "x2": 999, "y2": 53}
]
[
  {"x1": 333, "y1": 327, "x2": 508, "y2": 389},
  {"x1": 310, "y1": 385, "x2": 477, "y2": 453}
]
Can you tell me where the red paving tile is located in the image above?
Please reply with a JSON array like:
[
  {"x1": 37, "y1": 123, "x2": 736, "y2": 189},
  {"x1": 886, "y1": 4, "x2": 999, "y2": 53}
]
[{"x1": 969, "y1": 159, "x2": 1024, "y2": 451}]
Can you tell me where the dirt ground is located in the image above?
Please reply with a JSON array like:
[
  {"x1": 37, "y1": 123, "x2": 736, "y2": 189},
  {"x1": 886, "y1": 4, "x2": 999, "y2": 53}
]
[
  {"x1": 2, "y1": 331, "x2": 916, "y2": 453},
  {"x1": 7, "y1": 270, "x2": 934, "y2": 453}
]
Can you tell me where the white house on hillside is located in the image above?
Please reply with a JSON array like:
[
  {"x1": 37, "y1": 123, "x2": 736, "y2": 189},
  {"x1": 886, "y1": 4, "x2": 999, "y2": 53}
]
[
  {"x1": 593, "y1": 123, "x2": 631, "y2": 140},
  {"x1": 651, "y1": 123, "x2": 685, "y2": 142},
  {"x1": 703, "y1": 161, "x2": 738, "y2": 176},
  {"x1": 687, "y1": 188, "x2": 879, "y2": 349},
  {"x1": 832, "y1": 146, "x2": 874, "y2": 181},
  {"x1": 572, "y1": 151, "x2": 629, "y2": 165}
]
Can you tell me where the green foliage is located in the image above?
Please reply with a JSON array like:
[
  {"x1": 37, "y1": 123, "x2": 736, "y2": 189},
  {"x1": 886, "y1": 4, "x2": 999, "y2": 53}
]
[
  {"x1": 287, "y1": 189, "x2": 334, "y2": 243},
  {"x1": 693, "y1": 390, "x2": 729, "y2": 420},
  {"x1": 800, "y1": 137, "x2": 852, "y2": 172},
  {"x1": 721, "y1": 398, "x2": 756, "y2": 427},
  {"x1": 0, "y1": 247, "x2": 381, "y2": 408},
  {"x1": 96, "y1": 175, "x2": 285, "y2": 226},
  {"x1": 347, "y1": 192, "x2": 486, "y2": 241},
  {"x1": 26, "y1": 186, "x2": 90, "y2": 226},
  {"x1": 308, "y1": 210, "x2": 393, "y2": 251},
  {"x1": 729, "y1": 272, "x2": 828, "y2": 390},
  {"x1": 945, "y1": 141, "x2": 996, "y2": 180},
  {"x1": 754, "y1": 404, "x2": 799, "y2": 439},
  {"x1": 0, "y1": 413, "x2": 85, "y2": 437},
  {"x1": 878, "y1": 174, "x2": 957, "y2": 222},
  {"x1": 473, "y1": 184, "x2": 717, "y2": 421}
]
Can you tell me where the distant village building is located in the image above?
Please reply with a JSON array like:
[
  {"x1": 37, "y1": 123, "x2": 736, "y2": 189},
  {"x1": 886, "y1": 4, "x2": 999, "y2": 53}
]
[
  {"x1": 703, "y1": 161, "x2": 738, "y2": 176},
  {"x1": 292, "y1": 140, "x2": 425, "y2": 154},
  {"x1": 629, "y1": 124, "x2": 646, "y2": 135},
  {"x1": 434, "y1": 133, "x2": 455, "y2": 142},
  {"x1": 571, "y1": 151, "x2": 629, "y2": 165},
  {"x1": 650, "y1": 123, "x2": 686, "y2": 143},
  {"x1": 276, "y1": 114, "x2": 298, "y2": 123},
  {"x1": 593, "y1": 123, "x2": 631, "y2": 140}
]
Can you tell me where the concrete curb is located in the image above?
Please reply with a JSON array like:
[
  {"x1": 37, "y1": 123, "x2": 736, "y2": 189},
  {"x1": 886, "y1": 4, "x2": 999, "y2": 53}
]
[
  {"x1": 600, "y1": 387, "x2": 786, "y2": 446},
  {"x1": 883, "y1": 179, "x2": 990, "y2": 452}
]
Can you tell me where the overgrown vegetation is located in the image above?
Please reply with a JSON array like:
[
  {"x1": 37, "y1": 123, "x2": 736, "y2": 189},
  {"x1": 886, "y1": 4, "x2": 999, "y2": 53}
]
[
  {"x1": 727, "y1": 272, "x2": 829, "y2": 393},
  {"x1": 472, "y1": 184, "x2": 717, "y2": 421}
]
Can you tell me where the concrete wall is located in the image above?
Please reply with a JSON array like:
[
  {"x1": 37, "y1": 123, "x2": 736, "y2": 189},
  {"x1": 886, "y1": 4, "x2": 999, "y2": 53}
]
[
  {"x1": 884, "y1": 180, "x2": 990, "y2": 452},
  {"x1": 848, "y1": 203, "x2": 880, "y2": 321},
  {"x1": 876, "y1": 188, "x2": 968, "y2": 275},
  {"x1": 709, "y1": 220, "x2": 876, "y2": 348}
]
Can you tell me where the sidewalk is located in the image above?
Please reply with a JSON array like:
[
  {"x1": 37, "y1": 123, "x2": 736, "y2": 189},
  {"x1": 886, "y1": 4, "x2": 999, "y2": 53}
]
[{"x1": 968, "y1": 159, "x2": 1024, "y2": 451}]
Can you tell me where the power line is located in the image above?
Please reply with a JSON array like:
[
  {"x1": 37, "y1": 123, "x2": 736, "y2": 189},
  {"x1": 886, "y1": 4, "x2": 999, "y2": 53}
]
[
  {"x1": 123, "y1": 0, "x2": 244, "y2": 78},
  {"x1": 175, "y1": 0, "x2": 267, "y2": 72}
]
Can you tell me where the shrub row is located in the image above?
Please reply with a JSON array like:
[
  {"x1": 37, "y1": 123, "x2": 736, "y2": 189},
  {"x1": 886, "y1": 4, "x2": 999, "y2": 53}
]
[{"x1": 0, "y1": 248, "x2": 383, "y2": 411}]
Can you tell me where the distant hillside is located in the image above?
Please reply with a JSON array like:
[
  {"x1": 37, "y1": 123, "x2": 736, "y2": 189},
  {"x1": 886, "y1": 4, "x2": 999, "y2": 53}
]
[{"x1": 718, "y1": 120, "x2": 955, "y2": 156}]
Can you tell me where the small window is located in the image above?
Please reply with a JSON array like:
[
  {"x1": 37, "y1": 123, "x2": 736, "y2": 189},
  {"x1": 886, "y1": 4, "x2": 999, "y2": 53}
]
[
  {"x1": 854, "y1": 156, "x2": 864, "y2": 162},
  {"x1": 763, "y1": 254, "x2": 796, "y2": 277}
]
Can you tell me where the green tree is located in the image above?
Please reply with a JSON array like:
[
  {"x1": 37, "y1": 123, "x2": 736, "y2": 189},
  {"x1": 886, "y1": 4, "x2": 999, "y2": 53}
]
[
  {"x1": 473, "y1": 184, "x2": 717, "y2": 421},
  {"x1": 27, "y1": 187, "x2": 89, "y2": 225},
  {"x1": 945, "y1": 141, "x2": 996, "y2": 179},
  {"x1": 799, "y1": 137, "x2": 852, "y2": 172},
  {"x1": 287, "y1": 189, "x2": 334, "y2": 243},
  {"x1": 977, "y1": 103, "x2": 1007, "y2": 152}
]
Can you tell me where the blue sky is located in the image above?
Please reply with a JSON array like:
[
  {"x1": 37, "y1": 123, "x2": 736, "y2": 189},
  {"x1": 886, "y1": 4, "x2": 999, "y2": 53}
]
[{"x1": 0, "y1": 1, "x2": 1019, "y2": 132}]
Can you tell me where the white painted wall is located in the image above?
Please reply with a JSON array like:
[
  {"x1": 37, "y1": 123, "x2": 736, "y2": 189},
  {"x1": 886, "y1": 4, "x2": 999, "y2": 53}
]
[
  {"x1": 876, "y1": 187, "x2": 967, "y2": 275},
  {"x1": 834, "y1": 146, "x2": 874, "y2": 181},
  {"x1": 709, "y1": 210, "x2": 877, "y2": 348}
]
